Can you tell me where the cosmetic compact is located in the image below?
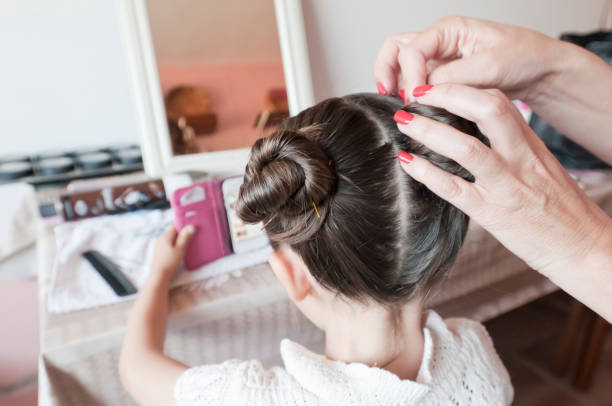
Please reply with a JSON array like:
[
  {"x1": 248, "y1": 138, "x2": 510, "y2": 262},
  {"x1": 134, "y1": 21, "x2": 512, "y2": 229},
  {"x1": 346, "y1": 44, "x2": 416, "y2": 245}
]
[
  {"x1": 39, "y1": 157, "x2": 75, "y2": 175},
  {"x1": 77, "y1": 152, "x2": 113, "y2": 170},
  {"x1": 0, "y1": 160, "x2": 34, "y2": 180},
  {"x1": 114, "y1": 147, "x2": 142, "y2": 165}
]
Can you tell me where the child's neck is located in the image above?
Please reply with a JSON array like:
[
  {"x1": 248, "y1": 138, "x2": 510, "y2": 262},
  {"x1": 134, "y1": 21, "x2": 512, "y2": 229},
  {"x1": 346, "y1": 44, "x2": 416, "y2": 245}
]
[{"x1": 324, "y1": 299, "x2": 425, "y2": 380}]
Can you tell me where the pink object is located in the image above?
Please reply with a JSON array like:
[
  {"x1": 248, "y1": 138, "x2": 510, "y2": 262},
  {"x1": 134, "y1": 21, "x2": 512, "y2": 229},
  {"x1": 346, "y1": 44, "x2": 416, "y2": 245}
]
[
  {"x1": 393, "y1": 110, "x2": 414, "y2": 125},
  {"x1": 412, "y1": 84, "x2": 433, "y2": 97},
  {"x1": 376, "y1": 81, "x2": 387, "y2": 96},
  {"x1": 397, "y1": 151, "x2": 414, "y2": 164},
  {"x1": 170, "y1": 179, "x2": 231, "y2": 270},
  {"x1": 517, "y1": 100, "x2": 530, "y2": 111}
]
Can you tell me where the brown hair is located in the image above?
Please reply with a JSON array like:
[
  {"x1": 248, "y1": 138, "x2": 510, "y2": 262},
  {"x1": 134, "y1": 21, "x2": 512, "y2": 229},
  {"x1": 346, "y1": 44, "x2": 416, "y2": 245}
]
[{"x1": 236, "y1": 93, "x2": 487, "y2": 304}]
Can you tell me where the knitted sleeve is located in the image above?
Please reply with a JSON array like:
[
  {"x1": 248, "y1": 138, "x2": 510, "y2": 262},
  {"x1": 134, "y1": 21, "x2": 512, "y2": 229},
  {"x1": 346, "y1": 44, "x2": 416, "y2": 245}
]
[{"x1": 174, "y1": 359, "x2": 319, "y2": 406}]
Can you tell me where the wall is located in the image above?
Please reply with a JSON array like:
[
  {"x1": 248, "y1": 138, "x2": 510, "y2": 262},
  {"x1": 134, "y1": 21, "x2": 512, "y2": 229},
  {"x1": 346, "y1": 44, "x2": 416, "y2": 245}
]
[
  {"x1": 0, "y1": 0, "x2": 282, "y2": 156},
  {"x1": 0, "y1": 0, "x2": 140, "y2": 156},
  {"x1": 302, "y1": 0, "x2": 611, "y2": 102},
  {"x1": 2, "y1": 0, "x2": 608, "y2": 156},
  {"x1": 145, "y1": 0, "x2": 281, "y2": 66}
]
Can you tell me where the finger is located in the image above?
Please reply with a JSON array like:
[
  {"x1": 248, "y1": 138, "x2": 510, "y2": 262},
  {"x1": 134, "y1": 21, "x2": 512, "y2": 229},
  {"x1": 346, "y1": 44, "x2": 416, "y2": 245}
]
[
  {"x1": 397, "y1": 152, "x2": 479, "y2": 216},
  {"x1": 374, "y1": 33, "x2": 417, "y2": 95},
  {"x1": 411, "y1": 83, "x2": 526, "y2": 153},
  {"x1": 397, "y1": 16, "x2": 468, "y2": 101},
  {"x1": 175, "y1": 225, "x2": 196, "y2": 250},
  {"x1": 394, "y1": 112, "x2": 507, "y2": 186},
  {"x1": 428, "y1": 51, "x2": 501, "y2": 88},
  {"x1": 397, "y1": 33, "x2": 437, "y2": 102},
  {"x1": 163, "y1": 223, "x2": 178, "y2": 243}
]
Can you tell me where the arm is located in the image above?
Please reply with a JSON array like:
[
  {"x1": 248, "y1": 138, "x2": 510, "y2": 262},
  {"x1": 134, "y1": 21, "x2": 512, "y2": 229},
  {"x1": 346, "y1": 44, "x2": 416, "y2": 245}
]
[
  {"x1": 374, "y1": 16, "x2": 612, "y2": 164},
  {"x1": 393, "y1": 83, "x2": 612, "y2": 322},
  {"x1": 528, "y1": 43, "x2": 612, "y2": 164},
  {"x1": 119, "y1": 225, "x2": 195, "y2": 406}
]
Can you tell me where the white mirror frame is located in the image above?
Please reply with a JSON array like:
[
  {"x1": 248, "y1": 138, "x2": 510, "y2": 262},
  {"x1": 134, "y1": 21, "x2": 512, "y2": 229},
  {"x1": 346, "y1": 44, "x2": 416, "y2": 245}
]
[{"x1": 115, "y1": 0, "x2": 314, "y2": 178}]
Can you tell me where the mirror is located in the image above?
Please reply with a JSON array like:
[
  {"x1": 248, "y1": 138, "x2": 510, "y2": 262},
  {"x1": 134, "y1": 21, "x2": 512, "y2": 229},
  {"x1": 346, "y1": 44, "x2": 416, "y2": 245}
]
[
  {"x1": 116, "y1": 0, "x2": 314, "y2": 177},
  {"x1": 146, "y1": 0, "x2": 287, "y2": 156}
]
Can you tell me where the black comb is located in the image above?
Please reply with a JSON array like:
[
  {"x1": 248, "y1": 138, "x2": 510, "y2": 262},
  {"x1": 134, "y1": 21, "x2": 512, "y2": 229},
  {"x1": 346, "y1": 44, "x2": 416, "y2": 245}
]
[{"x1": 82, "y1": 250, "x2": 138, "y2": 296}]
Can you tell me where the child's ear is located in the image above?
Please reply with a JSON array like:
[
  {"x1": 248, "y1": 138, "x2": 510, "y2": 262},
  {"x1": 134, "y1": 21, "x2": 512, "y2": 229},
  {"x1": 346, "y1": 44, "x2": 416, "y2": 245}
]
[{"x1": 268, "y1": 251, "x2": 312, "y2": 302}]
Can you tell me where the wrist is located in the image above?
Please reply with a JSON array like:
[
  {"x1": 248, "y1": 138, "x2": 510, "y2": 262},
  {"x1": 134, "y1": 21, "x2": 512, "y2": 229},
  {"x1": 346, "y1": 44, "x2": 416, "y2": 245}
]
[
  {"x1": 584, "y1": 217, "x2": 612, "y2": 270},
  {"x1": 146, "y1": 267, "x2": 174, "y2": 288},
  {"x1": 527, "y1": 39, "x2": 601, "y2": 109},
  {"x1": 525, "y1": 38, "x2": 580, "y2": 105},
  {"x1": 545, "y1": 210, "x2": 612, "y2": 278}
]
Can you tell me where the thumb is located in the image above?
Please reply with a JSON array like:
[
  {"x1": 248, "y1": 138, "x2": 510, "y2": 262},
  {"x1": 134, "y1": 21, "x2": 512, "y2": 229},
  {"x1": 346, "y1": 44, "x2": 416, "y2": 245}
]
[
  {"x1": 428, "y1": 52, "x2": 498, "y2": 88},
  {"x1": 176, "y1": 225, "x2": 196, "y2": 251}
]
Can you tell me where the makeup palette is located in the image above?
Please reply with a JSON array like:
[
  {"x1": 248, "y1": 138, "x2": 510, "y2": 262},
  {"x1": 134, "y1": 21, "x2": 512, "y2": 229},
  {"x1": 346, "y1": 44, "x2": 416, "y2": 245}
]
[{"x1": 0, "y1": 145, "x2": 143, "y2": 186}]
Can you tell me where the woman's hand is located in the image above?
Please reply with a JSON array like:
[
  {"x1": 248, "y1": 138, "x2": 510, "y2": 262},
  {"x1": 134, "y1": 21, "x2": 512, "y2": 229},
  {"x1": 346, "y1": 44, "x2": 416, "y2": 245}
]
[
  {"x1": 149, "y1": 224, "x2": 195, "y2": 284},
  {"x1": 376, "y1": 16, "x2": 612, "y2": 164},
  {"x1": 374, "y1": 16, "x2": 565, "y2": 103},
  {"x1": 394, "y1": 83, "x2": 612, "y2": 321}
]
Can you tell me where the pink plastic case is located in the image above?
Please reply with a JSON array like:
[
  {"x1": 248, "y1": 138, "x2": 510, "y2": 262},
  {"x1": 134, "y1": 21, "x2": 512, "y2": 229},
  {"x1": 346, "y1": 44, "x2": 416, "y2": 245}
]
[{"x1": 170, "y1": 179, "x2": 231, "y2": 270}]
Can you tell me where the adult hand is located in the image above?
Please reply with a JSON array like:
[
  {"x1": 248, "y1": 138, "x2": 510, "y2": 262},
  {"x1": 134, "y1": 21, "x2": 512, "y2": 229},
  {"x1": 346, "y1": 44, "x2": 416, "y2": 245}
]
[
  {"x1": 376, "y1": 16, "x2": 612, "y2": 164},
  {"x1": 374, "y1": 16, "x2": 563, "y2": 103},
  {"x1": 394, "y1": 83, "x2": 612, "y2": 321}
]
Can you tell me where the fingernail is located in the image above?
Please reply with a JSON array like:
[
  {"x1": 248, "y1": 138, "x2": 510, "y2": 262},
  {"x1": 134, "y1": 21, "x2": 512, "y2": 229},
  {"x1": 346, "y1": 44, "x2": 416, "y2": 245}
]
[
  {"x1": 377, "y1": 81, "x2": 388, "y2": 96},
  {"x1": 184, "y1": 225, "x2": 195, "y2": 233},
  {"x1": 413, "y1": 84, "x2": 433, "y2": 97},
  {"x1": 397, "y1": 151, "x2": 414, "y2": 164},
  {"x1": 398, "y1": 89, "x2": 407, "y2": 103},
  {"x1": 393, "y1": 110, "x2": 414, "y2": 124}
]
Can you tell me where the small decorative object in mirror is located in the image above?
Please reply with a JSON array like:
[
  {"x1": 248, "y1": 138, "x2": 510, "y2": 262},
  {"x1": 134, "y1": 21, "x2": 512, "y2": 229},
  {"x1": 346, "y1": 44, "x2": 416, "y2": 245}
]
[
  {"x1": 165, "y1": 85, "x2": 217, "y2": 155},
  {"x1": 254, "y1": 88, "x2": 289, "y2": 132}
]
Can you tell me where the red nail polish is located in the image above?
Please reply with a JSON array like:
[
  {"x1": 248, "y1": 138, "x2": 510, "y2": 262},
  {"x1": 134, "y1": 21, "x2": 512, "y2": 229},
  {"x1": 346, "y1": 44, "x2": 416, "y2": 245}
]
[
  {"x1": 398, "y1": 89, "x2": 405, "y2": 101},
  {"x1": 397, "y1": 151, "x2": 414, "y2": 164},
  {"x1": 413, "y1": 84, "x2": 433, "y2": 97},
  {"x1": 393, "y1": 110, "x2": 414, "y2": 124},
  {"x1": 377, "y1": 81, "x2": 388, "y2": 96}
]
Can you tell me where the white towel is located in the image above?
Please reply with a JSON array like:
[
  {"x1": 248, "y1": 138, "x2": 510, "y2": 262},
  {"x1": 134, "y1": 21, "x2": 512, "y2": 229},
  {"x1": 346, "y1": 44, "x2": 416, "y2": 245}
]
[
  {"x1": 48, "y1": 209, "x2": 272, "y2": 313},
  {"x1": 0, "y1": 183, "x2": 38, "y2": 262}
]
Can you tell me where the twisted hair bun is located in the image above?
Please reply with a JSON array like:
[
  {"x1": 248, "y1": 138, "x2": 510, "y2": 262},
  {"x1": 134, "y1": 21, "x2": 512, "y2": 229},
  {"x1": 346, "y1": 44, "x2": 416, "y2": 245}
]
[{"x1": 236, "y1": 127, "x2": 336, "y2": 243}]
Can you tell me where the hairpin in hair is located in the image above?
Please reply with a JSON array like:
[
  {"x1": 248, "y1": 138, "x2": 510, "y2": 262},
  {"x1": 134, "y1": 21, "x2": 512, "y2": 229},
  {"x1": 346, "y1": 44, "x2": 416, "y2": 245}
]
[{"x1": 312, "y1": 201, "x2": 321, "y2": 218}]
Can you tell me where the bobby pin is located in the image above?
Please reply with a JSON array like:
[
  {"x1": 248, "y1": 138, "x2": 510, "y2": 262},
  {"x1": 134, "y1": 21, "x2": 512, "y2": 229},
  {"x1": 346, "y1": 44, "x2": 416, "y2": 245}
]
[{"x1": 312, "y1": 201, "x2": 321, "y2": 218}]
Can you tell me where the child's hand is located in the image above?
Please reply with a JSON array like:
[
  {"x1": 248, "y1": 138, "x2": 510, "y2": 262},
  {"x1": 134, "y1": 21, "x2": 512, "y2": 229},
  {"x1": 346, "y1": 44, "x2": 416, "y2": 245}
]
[{"x1": 150, "y1": 223, "x2": 195, "y2": 282}]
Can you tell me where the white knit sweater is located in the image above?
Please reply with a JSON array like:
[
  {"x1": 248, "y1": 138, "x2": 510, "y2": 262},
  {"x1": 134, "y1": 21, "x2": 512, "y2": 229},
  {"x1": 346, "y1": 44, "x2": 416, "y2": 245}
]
[{"x1": 174, "y1": 311, "x2": 514, "y2": 405}]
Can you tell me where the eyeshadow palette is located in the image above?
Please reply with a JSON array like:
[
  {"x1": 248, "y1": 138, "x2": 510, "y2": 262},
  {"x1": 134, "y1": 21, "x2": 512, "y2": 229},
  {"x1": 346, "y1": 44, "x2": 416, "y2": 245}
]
[{"x1": 0, "y1": 145, "x2": 143, "y2": 186}]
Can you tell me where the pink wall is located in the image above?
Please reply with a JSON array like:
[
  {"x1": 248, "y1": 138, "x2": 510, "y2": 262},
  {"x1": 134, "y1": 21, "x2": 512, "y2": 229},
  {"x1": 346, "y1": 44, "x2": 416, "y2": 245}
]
[
  {"x1": 158, "y1": 62, "x2": 286, "y2": 152},
  {"x1": 147, "y1": 0, "x2": 281, "y2": 66}
]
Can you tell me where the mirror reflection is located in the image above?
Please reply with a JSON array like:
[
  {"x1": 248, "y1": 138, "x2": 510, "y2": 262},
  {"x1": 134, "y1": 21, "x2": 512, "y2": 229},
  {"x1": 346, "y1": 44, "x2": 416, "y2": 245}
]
[{"x1": 146, "y1": 0, "x2": 288, "y2": 155}]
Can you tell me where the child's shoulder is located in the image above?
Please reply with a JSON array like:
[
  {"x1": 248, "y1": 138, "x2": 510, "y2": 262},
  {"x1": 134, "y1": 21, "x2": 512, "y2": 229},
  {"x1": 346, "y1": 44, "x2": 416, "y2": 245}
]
[
  {"x1": 174, "y1": 358, "x2": 319, "y2": 406},
  {"x1": 420, "y1": 310, "x2": 514, "y2": 405},
  {"x1": 423, "y1": 310, "x2": 496, "y2": 348}
]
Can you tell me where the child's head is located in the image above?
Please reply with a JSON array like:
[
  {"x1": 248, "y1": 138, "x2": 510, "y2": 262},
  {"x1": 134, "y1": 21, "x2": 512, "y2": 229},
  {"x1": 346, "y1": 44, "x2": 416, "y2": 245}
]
[{"x1": 236, "y1": 94, "x2": 486, "y2": 319}]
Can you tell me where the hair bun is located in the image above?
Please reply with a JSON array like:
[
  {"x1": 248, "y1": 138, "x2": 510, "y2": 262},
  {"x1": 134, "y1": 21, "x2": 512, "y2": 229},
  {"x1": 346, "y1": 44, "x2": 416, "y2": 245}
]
[{"x1": 236, "y1": 127, "x2": 336, "y2": 229}]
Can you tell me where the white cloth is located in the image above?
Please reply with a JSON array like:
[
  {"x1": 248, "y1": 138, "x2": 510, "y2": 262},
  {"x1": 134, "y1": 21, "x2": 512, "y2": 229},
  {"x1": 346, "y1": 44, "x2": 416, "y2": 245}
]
[
  {"x1": 48, "y1": 209, "x2": 272, "y2": 313},
  {"x1": 174, "y1": 311, "x2": 514, "y2": 406},
  {"x1": 0, "y1": 183, "x2": 38, "y2": 262}
]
